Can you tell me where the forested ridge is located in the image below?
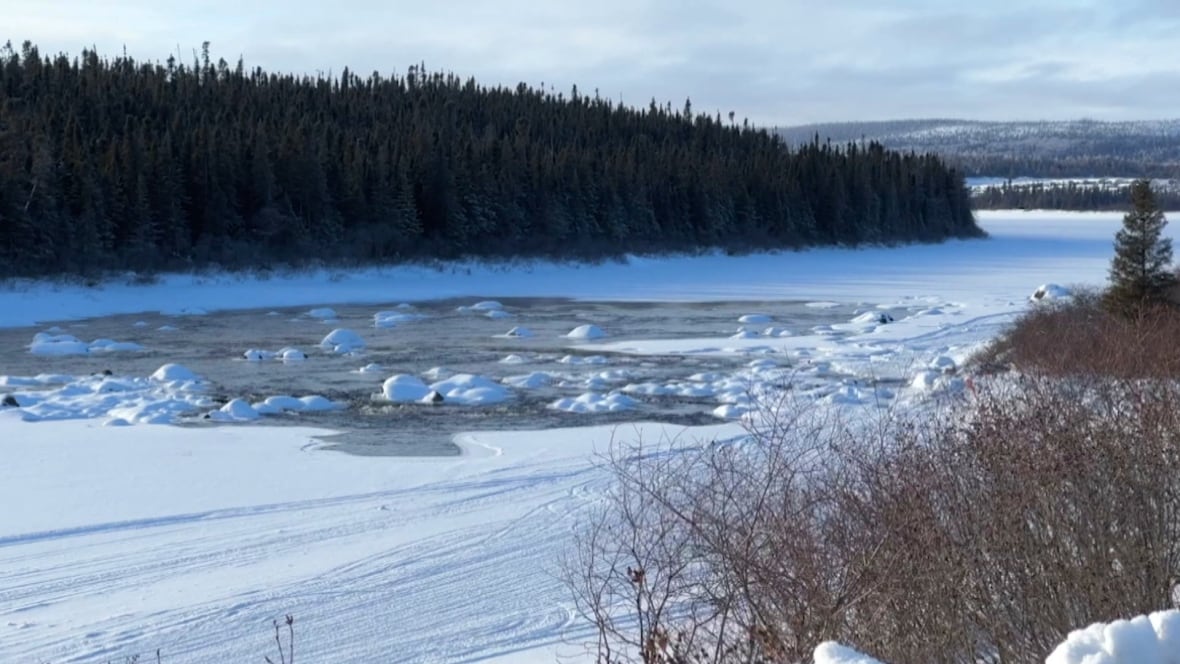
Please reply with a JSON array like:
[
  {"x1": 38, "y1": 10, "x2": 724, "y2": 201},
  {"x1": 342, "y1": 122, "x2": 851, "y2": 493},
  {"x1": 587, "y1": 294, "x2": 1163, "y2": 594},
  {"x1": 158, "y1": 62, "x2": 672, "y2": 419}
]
[
  {"x1": 780, "y1": 119, "x2": 1180, "y2": 179},
  {"x1": 0, "y1": 42, "x2": 979, "y2": 277}
]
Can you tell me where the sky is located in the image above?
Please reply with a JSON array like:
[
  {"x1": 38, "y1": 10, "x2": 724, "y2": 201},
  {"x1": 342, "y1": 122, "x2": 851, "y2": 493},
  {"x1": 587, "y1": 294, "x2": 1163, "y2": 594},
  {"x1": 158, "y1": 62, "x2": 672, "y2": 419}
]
[{"x1": 5, "y1": 0, "x2": 1179, "y2": 127}]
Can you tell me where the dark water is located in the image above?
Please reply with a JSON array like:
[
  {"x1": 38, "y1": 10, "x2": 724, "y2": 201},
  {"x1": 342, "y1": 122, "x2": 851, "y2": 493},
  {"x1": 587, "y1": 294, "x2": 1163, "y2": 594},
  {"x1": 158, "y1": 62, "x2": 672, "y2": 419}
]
[{"x1": 0, "y1": 298, "x2": 858, "y2": 455}]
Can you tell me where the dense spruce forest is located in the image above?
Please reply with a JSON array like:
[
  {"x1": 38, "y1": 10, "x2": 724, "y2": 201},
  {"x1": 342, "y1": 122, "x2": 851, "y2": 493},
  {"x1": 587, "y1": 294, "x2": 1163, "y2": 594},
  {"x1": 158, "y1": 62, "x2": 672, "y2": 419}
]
[{"x1": 0, "y1": 42, "x2": 979, "y2": 278}]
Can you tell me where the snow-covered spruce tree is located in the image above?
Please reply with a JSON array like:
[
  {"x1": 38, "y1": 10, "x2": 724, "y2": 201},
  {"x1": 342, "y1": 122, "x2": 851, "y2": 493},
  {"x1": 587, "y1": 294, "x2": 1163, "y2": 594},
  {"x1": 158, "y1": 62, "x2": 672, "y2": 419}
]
[{"x1": 1105, "y1": 179, "x2": 1176, "y2": 314}]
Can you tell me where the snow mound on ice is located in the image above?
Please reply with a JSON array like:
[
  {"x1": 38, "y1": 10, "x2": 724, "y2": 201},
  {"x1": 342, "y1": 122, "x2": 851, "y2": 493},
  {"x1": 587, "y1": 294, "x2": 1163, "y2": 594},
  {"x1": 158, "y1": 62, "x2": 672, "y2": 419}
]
[
  {"x1": 501, "y1": 372, "x2": 552, "y2": 389},
  {"x1": 429, "y1": 374, "x2": 512, "y2": 406},
  {"x1": 355, "y1": 363, "x2": 384, "y2": 374},
  {"x1": 1046, "y1": 609, "x2": 1180, "y2": 664},
  {"x1": 500, "y1": 326, "x2": 534, "y2": 338},
  {"x1": 550, "y1": 391, "x2": 637, "y2": 413},
  {"x1": 1030, "y1": 283, "x2": 1071, "y2": 302},
  {"x1": 457, "y1": 300, "x2": 504, "y2": 313},
  {"x1": 307, "y1": 307, "x2": 337, "y2": 320},
  {"x1": 485, "y1": 309, "x2": 513, "y2": 320},
  {"x1": 151, "y1": 364, "x2": 200, "y2": 383},
  {"x1": 813, "y1": 642, "x2": 884, "y2": 664},
  {"x1": 558, "y1": 354, "x2": 608, "y2": 365},
  {"x1": 251, "y1": 395, "x2": 342, "y2": 415},
  {"x1": 373, "y1": 310, "x2": 427, "y2": 327},
  {"x1": 383, "y1": 374, "x2": 430, "y2": 402},
  {"x1": 28, "y1": 333, "x2": 144, "y2": 356},
  {"x1": 208, "y1": 398, "x2": 260, "y2": 422},
  {"x1": 320, "y1": 328, "x2": 364, "y2": 353},
  {"x1": 566, "y1": 324, "x2": 607, "y2": 339},
  {"x1": 499, "y1": 354, "x2": 527, "y2": 364},
  {"x1": 739, "y1": 313, "x2": 773, "y2": 324}
]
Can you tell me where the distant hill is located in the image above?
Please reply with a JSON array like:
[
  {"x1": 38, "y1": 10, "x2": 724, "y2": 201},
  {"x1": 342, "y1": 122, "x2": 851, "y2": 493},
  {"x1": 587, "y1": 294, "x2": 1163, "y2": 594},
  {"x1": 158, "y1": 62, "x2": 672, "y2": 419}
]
[{"x1": 778, "y1": 119, "x2": 1180, "y2": 178}]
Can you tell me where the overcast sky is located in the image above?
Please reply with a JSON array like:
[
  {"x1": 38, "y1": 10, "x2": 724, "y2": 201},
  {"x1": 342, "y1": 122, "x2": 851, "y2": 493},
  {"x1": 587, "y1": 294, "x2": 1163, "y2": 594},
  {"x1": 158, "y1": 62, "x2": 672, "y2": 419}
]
[{"x1": 6, "y1": 1, "x2": 1179, "y2": 127}]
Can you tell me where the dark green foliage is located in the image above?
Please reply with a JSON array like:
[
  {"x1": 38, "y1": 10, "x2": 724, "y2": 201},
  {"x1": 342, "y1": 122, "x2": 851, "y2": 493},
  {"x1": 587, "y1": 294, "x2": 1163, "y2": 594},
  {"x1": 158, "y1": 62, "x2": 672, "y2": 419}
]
[
  {"x1": 973, "y1": 180, "x2": 1180, "y2": 211},
  {"x1": 0, "y1": 41, "x2": 982, "y2": 277},
  {"x1": 1105, "y1": 179, "x2": 1176, "y2": 313}
]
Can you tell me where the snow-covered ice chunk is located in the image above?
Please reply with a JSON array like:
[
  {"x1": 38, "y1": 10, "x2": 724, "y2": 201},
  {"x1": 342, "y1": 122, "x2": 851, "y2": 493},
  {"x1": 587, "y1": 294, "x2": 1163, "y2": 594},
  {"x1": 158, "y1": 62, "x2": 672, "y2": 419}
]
[
  {"x1": 739, "y1": 313, "x2": 773, "y2": 324},
  {"x1": 550, "y1": 391, "x2": 637, "y2": 413},
  {"x1": 29, "y1": 333, "x2": 90, "y2": 356},
  {"x1": 382, "y1": 374, "x2": 430, "y2": 402},
  {"x1": 307, "y1": 307, "x2": 338, "y2": 320},
  {"x1": 373, "y1": 310, "x2": 426, "y2": 327},
  {"x1": 485, "y1": 309, "x2": 513, "y2": 320},
  {"x1": 501, "y1": 372, "x2": 552, "y2": 389},
  {"x1": 500, "y1": 326, "x2": 534, "y2": 338},
  {"x1": 850, "y1": 312, "x2": 893, "y2": 325},
  {"x1": 355, "y1": 363, "x2": 384, "y2": 374},
  {"x1": 1031, "y1": 283, "x2": 1070, "y2": 302},
  {"x1": 157, "y1": 324, "x2": 178, "y2": 332},
  {"x1": 279, "y1": 347, "x2": 307, "y2": 362},
  {"x1": 89, "y1": 339, "x2": 145, "y2": 353},
  {"x1": 298, "y1": 395, "x2": 341, "y2": 411},
  {"x1": 1046, "y1": 609, "x2": 1180, "y2": 664},
  {"x1": 558, "y1": 354, "x2": 608, "y2": 365},
  {"x1": 208, "y1": 398, "x2": 260, "y2": 422},
  {"x1": 764, "y1": 326, "x2": 792, "y2": 337},
  {"x1": 457, "y1": 300, "x2": 504, "y2": 313},
  {"x1": 730, "y1": 328, "x2": 760, "y2": 339},
  {"x1": 422, "y1": 366, "x2": 452, "y2": 380},
  {"x1": 499, "y1": 354, "x2": 527, "y2": 364},
  {"x1": 320, "y1": 328, "x2": 365, "y2": 353},
  {"x1": 566, "y1": 324, "x2": 607, "y2": 339},
  {"x1": 813, "y1": 642, "x2": 884, "y2": 664},
  {"x1": 429, "y1": 374, "x2": 511, "y2": 405},
  {"x1": 243, "y1": 349, "x2": 276, "y2": 361},
  {"x1": 253, "y1": 395, "x2": 306, "y2": 414},
  {"x1": 150, "y1": 364, "x2": 200, "y2": 383}
]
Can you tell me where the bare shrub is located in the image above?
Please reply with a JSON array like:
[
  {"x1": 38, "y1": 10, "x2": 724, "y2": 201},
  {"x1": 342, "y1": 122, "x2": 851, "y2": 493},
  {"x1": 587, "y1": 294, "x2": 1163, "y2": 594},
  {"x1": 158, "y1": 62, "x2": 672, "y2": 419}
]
[
  {"x1": 569, "y1": 375, "x2": 1180, "y2": 663},
  {"x1": 976, "y1": 291, "x2": 1180, "y2": 379}
]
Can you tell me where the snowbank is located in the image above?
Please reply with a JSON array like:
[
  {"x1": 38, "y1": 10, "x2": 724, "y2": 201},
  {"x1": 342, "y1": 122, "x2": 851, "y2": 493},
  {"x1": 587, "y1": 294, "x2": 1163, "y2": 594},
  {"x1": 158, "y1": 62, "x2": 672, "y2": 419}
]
[
  {"x1": 813, "y1": 642, "x2": 884, "y2": 664},
  {"x1": 1046, "y1": 609, "x2": 1180, "y2": 664}
]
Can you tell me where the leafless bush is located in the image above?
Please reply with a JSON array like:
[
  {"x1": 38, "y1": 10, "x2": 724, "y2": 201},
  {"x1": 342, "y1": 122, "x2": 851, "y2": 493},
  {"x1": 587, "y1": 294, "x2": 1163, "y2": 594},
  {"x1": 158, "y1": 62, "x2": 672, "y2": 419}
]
[
  {"x1": 976, "y1": 290, "x2": 1180, "y2": 379},
  {"x1": 568, "y1": 374, "x2": 1180, "y2": 663}
]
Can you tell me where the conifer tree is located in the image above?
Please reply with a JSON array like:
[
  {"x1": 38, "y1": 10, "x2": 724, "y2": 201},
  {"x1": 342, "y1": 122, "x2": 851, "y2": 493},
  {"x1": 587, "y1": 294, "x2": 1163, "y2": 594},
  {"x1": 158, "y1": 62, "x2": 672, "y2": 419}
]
[{"x1": 1106, "y1": 179, "x2": 1176, "y2": 313}]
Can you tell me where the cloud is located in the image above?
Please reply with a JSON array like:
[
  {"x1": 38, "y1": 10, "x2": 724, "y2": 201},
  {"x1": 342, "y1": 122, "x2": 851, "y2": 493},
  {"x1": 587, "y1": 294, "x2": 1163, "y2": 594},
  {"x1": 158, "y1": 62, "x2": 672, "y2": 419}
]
[{"x1": 3, "y1": 0, "x2": 1178, "y2": 124}]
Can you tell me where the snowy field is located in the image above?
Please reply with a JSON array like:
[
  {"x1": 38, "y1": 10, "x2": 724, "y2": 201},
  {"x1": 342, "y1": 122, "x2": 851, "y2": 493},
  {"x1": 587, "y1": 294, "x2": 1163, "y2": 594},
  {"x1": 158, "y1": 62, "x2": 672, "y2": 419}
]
[{"x1": 0, "y1": 210, "x2": 1176, "y2": 663}]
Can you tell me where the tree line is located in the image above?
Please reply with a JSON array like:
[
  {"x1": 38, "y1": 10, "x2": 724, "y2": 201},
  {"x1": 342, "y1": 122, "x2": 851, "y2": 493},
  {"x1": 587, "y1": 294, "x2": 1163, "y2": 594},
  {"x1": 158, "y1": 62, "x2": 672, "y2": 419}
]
[
  {"x1": 973, "y1": 180, "x2": 1180, "y2": 211},
  {"x1": 0, "y1": 42, "x2": 980, "y2": 277}
]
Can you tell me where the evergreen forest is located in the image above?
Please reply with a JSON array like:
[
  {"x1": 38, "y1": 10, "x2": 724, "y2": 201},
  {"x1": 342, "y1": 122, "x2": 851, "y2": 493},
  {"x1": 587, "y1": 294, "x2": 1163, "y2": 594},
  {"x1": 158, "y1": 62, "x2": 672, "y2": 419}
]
[{"x1": 0, "y1": 42, "x2": 981, "y2": 277}]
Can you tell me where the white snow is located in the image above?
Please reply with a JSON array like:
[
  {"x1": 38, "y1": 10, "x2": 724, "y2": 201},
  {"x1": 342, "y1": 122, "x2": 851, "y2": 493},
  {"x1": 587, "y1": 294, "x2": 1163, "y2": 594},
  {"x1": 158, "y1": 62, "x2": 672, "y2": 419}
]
[
  {"x1": 28, "y1": 332, "x2": 144, "y2": 356},
  {"x1": 739, "y1": 313, "x2": 773, "y2": 323},
  {"x1": 307, "y1": 307, "x2": 338, "y2": 320},
  {"x1": 500, "y1": 325, "x2": 534, "y2": 337},
  {"x1": 814, "y1": 642, "x2": 885, "y2": 664},
  {"x1": 1031, "y1": 282, "x2": 1071, "y2": 302},
  {"x1": 1046, "y1": 610, "x2": 1180, "y2": 664},
  {"x1": 320, "y1": 328, "x2": 365, "y2": 353},
  {"x1": 381, "y1": 374, "x2": 430, "y2": 402},
  {"x1": 549, "y1": 391, "x2": 638, "y2": 413},
  {"x1": 566, "y1": 324, "x2": 607, "y2": 339},
  {"x1": 428, "y1": 373, "x2": 512, "y2": 405},
  {"x1": 0, "y1": 211, "x2": 1175, "y2": 663}
]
